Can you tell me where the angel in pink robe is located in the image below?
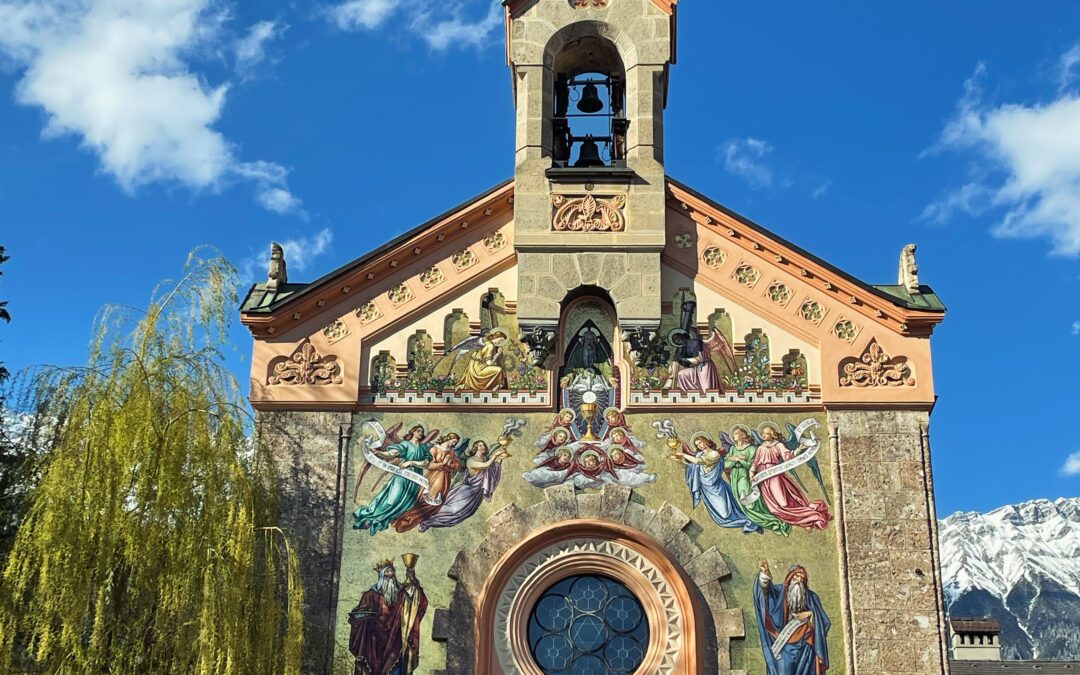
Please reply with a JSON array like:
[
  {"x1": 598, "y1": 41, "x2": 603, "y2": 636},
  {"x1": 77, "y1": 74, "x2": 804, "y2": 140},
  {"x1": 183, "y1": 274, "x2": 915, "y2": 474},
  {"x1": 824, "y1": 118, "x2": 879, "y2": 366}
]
[
  {"x1": 751, "y1": 426, "x2": 830, "y2": 530},
  {"x1": 673, "y1": 327, "x2": 734, "y2": 394}
]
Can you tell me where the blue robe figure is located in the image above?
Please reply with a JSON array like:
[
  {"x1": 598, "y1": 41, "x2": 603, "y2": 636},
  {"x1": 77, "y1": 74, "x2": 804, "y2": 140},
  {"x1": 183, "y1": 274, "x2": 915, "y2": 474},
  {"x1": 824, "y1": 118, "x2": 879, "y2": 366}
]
[
  {"x1": 753, "y1": 563, "x2": 830, "y2": 675},
  {"x1": 683, "y1": 434, "x2": 762, "y2": 534}
]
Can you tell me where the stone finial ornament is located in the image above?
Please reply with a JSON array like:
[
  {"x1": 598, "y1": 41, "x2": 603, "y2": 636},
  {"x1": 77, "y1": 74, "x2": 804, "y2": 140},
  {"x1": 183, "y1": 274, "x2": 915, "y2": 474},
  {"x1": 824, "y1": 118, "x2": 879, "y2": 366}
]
[
  {"x1": 898, "y1": 243, "x2": 919, "y2": 293},
  {"x1": 267, "y1": 242, "x2": 288, "y2": 290}
]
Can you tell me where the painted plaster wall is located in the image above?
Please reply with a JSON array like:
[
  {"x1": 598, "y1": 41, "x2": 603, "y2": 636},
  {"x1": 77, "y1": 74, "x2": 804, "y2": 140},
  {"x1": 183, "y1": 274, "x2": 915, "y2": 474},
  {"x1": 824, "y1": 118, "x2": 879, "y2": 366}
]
[{"x1": 337, "y1": 410, "x2": 844, "y2": 675}]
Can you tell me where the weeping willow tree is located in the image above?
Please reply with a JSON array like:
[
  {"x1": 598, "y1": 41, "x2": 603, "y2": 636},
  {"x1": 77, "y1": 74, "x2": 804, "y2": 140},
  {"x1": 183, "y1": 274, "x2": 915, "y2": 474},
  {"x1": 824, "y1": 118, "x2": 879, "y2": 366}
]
[{"x1": 0, "y1": 252, "x2": 303, "y2": 674}]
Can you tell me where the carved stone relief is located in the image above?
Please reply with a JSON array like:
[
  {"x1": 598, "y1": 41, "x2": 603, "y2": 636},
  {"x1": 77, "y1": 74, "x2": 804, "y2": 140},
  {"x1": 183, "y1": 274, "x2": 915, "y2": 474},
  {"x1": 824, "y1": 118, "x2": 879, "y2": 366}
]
[
  {"x1": 551, "y1": 194, "x2": 626, "y2": 232},
  {"x1": 839, "y1": 339, "x2": 914, "y2": 387},
  {"x1": 267, "y1": 341, "x2": 343, "y2": 386},
  {"x1": 484, "y1": 232, "x2": 507, "y2": 254},
  {"x1": 419, "y1": 266, "x2": 445, "y2": 290},
  {"x1": 387, "y1": 283, "x2": 414, "y2": 307},
  {"x1": 356, "y1": 301, "x2": 381, "y2": 325},
  {"x1": 321, "y1": 318, "x2": 349, "y2": 344},
  {"x1": 701, "y1": 246, "x2": 725, "y2": 269},
  {"x1": 451, "y1": 248, "x2": 478, "y2": 271}
]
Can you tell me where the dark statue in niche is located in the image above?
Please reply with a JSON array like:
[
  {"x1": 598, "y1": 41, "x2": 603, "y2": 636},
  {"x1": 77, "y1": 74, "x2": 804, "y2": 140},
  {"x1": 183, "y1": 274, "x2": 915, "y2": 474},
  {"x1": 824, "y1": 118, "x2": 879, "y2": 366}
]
[
  {"x1": 754, "y1": 561, "x2": 831, "y2": 675},
  {"x1": 347, "y1": 554, "x2": 427, "y2": 675},
  {"x1": 559, "y1": 319, "x2": 619, "y2": 438}
]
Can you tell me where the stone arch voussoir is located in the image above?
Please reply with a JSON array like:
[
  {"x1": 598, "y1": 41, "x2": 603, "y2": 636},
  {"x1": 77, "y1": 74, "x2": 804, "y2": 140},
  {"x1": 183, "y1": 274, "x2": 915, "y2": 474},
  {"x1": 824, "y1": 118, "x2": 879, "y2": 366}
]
[{"x1": 429, "y1": 483, "x2": 745, "y2": 675}]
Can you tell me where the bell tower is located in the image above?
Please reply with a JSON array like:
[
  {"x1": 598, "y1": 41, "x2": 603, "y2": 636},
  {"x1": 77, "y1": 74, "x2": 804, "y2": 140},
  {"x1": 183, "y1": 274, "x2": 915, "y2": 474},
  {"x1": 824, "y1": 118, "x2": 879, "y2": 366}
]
[{"x1": 506, "y1": 0, "x2": 678, "y2": 363}]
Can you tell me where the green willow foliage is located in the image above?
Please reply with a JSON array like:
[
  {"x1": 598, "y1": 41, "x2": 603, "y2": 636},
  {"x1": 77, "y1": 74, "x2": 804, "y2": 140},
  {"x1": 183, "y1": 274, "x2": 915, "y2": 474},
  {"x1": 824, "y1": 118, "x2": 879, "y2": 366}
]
[{"x1": 0, "y1": 252, "x2": 303, "y2": 674}]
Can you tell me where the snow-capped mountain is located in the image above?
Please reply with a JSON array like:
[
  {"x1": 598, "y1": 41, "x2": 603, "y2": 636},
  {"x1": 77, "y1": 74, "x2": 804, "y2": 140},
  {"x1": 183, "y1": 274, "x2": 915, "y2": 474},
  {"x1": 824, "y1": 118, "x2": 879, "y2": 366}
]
[{"x1": 940, "y1": 497, "x2": 1080, "y2": 660}]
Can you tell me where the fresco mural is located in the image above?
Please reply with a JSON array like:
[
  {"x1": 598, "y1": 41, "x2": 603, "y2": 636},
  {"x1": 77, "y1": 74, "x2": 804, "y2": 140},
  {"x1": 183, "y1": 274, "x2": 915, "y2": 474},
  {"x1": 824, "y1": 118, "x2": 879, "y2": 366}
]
[
  {"x1": 524, "y1": 406, "x2": 656, "y2": 489},
  {"x1": 352, "y1": 418, "x2": 527, "y2": 535},
  {"x1": 340, "y1": 410, "x2": 845, "y2": 675},
  {"x1": 369, "y1": 290, "x2": 549, "y2": 399},
  {"x1": 625, "y1": 292, "x2": 810, "y2": 398},
  {"x1": 347, "y1": 553, "x2": 427, "y2": 675},
  {"x1": 654, "y1": 418, "x2": 830, "y2": 534},
  {"x1": 753, "y1": 560, "x2": 831, "y2": 675}
]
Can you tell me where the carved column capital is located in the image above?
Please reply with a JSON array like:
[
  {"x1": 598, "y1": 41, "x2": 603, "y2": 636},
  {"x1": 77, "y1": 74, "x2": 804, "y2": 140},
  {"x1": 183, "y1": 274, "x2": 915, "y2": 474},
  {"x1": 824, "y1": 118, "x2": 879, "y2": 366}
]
[{"x1": 519, "y1": 321, "x2": 558, "y2": 369}]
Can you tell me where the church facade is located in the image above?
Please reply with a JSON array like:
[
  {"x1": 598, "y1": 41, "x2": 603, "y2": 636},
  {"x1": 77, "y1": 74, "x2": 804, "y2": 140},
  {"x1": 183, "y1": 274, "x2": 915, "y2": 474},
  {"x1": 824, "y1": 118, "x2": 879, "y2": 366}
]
[{"x1": 241, "y1": 2, "x2": 949, "y2": 674}]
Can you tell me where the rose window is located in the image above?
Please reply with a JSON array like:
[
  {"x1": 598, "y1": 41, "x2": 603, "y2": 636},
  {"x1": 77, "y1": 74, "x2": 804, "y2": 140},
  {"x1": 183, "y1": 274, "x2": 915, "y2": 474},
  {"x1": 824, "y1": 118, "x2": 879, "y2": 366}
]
[{"x1": 528, "y1": 575, "x2": 648, "y2": 674}]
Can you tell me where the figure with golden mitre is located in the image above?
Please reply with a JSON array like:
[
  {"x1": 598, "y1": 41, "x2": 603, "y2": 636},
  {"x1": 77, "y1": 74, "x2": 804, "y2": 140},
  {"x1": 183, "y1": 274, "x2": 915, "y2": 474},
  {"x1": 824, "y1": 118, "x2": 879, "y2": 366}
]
[{"x1": 348, "y1": 554, "x2": 427, "y2": 675}]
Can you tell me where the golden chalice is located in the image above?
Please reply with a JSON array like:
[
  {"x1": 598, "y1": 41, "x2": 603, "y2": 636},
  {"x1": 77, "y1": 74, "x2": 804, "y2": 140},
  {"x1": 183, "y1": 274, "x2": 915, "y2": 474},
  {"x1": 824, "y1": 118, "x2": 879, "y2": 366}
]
[
  {"x1": 579, "y1": 391, "x2": 599, "y2": 441},
  {"x1": 666, "y1": 437, "x2": 684, "y2": 461},
  {"x1": 401, "y1": 552, "x2": 419, "y2": 570},
  {"x1": 496, "y1": 434, "x2": 514, "y2": 459}
]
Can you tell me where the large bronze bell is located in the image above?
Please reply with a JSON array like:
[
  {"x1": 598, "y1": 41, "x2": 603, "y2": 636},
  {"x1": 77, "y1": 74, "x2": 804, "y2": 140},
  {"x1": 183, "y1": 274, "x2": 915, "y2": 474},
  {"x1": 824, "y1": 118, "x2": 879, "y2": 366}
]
[
  {"x1": 577, "y1": 82, "x2": 604, "y2": 113},
  {"x1": 574, "y1": 136, "x2": 605, "y2": 167}
]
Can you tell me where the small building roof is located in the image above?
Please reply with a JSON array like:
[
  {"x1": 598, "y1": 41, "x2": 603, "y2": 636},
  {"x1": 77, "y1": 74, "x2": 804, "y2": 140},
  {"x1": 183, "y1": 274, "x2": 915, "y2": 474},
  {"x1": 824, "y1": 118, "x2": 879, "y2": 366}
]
[{"x1": 950, "y1": 618, "x2": 1003, "y2": 633}]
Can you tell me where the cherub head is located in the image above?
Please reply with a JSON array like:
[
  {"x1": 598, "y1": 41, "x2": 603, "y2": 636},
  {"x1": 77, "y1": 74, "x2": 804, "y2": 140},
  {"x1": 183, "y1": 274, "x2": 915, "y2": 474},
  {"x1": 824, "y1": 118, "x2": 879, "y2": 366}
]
[
  {"x1": 555, "y1": 447, "x2": 573, "y2": 466},
  {"x1": 552, "y1": 429, "x2": 570, "y2": 445},
  {"x1": 610, "y1": 447, "x2": 625, "y2": 464},
  {"x1": 581, "y1": 453, "x2": 600, "y2": 470},
  {"x1": 604, "y1": 408, "x2": 621, "y2": 425},
  {"x1": 609, "y1": 428, "x2": 628, "y2": 446},
  {"x1": 558, "y1": 408, "x2": 575, "y2": 424}
]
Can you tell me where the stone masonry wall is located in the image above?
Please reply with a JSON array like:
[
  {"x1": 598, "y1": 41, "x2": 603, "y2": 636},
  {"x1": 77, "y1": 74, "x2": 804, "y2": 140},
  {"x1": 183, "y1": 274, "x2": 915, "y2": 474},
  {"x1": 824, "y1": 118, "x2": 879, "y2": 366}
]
[
  {"x1": 829, "y1": 410, "x2": 950, "y2": 675},
  {"x1": 257, "y1": 410, "x2": 352, "y2": 674}
]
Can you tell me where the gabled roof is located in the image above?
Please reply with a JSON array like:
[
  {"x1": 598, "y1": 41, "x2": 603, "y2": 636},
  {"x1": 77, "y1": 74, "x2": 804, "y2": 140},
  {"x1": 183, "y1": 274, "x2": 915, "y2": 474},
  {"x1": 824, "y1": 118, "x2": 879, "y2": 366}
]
[
  {"x1": 241, "y1": 175, "x2": 944, "y2": 338},
  {"x1": 239, "y1": 179, "x2": 514, "y2": 335},
  {"x1": 666, "y1": 177, "x2": 945, "y2": 337}
]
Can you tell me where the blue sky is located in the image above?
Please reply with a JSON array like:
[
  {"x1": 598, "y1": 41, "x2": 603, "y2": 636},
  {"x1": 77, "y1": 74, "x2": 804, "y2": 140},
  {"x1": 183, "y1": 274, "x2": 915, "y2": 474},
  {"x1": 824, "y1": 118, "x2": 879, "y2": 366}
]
[{"x1": 1, "y1": 0, "x2": 1078, "y2": 516}]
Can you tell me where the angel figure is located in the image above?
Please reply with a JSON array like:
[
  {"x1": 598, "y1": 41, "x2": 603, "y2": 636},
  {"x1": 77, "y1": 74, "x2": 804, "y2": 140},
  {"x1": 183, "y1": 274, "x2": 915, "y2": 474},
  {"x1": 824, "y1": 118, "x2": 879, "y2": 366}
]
[
  {"x1": 752, "y1": 424, "x2": 830, "y2": 530},
  {"x1": 392, "y1": 431, "x2": 469, "y2": 533},
  {"x1": 670, "y1": 327, "x2": 735, "y2": 394},
  {"x1": 670, "y1": 432, "x2": 761, "y2": 534},
  {"x1": 419, "y1": 439, "x2": 511, "y2": 532},
  {"x1": 720, "y1": 425, "x2": 791, "y2": 536},
  {"x1": 450, "y1": 328, "x2": 510, "y2": 393},
  {"x1": 353, "y1": 422, "x2": 440, "y2": 535}
]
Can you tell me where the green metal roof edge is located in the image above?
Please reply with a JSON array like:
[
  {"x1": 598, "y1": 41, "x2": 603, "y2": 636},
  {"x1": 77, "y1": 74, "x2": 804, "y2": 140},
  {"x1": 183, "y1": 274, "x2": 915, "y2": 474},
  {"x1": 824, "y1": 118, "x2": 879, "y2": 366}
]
[
  {"x1": 666, "y1": 175, "x2": 946, "y2": 313},
  {"x1": 239, "y1": 177, "x2": 515, "y2": 315}
]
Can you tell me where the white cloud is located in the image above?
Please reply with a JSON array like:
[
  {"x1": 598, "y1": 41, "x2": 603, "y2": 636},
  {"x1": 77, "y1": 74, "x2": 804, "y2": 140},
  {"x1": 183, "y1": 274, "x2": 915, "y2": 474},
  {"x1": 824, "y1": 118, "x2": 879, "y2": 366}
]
[
  {"x1": 811, "y1": 180, "x2": 831, "y2": 200},
  {"x1": 921, "y1": 182, "x2": 993, "y2": 224},
  {"x1": 1061, "y1": 450, "x2": 1080, "y2": 477},
  {"x1": 1060, "y1": 44, "x2": 1080, "y2": 92},
  {"x1": 409, "y1": 2, "x2": 502, "y2": 51},
  {"x1": 927, "y1": 52, "x2": 1080, "y2": 255},
  {"x1": 330, "y1": 0, "x2": 399, "y2": 30},
  {"x1": 720, "y1": 137, "x2": 774, "y2": 189},
  {"x1": 328, "y1": 0, "x2": 502, "y2": 51},
  {"x1": 241, "y1": 228, "x2": 334, "y2": 282},
  {"x1": 236, "y1": 20, "x2": 285, "y2": 73},
  {"x1": 1072, "y1": 320, "x2": 1080, "y2": 335},
  {"x1": 0, "y1": 0, "x2": 301, "y2": 215}
]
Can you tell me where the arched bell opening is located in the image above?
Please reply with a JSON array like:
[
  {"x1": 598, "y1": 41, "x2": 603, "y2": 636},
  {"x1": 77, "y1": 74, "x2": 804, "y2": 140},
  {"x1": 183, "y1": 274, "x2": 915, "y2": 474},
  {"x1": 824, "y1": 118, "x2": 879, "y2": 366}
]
[
  {"x1": 550, "y1": 34, "x2": 628, "y2": 168},
  {"x1": 554, "y1": 287, "x2": 627, "y2": 439}
]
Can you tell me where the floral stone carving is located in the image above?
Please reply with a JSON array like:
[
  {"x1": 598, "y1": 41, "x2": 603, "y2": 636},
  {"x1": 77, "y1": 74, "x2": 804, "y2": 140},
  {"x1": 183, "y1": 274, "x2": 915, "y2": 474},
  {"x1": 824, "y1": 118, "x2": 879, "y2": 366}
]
[
  {"x1": 551, "y1": 194, "x2": 626, "y2": 232},
  {"x1": 321, "y1": 319, "x2": 349, "y2": 344},
  {"x1": 268, "y1": 341, "x2": 343, "y2": 386},
  {"x1": 839, "y1": 339, "x2": 914, "y2": 387}
]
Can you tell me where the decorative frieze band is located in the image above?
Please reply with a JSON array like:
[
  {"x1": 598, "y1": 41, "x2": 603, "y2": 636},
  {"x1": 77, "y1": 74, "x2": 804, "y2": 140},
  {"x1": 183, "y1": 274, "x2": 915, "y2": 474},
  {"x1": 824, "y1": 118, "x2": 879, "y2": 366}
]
[{"x1": 551, "y1": 194, "x2": 627, "y2": 232}]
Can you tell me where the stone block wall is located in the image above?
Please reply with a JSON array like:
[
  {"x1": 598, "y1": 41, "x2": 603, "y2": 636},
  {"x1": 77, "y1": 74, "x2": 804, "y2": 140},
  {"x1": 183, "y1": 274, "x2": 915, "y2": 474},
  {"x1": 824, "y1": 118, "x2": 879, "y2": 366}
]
[
  {"x1": 256, "y1": 410, "x2": 352, "y2": 673},
  {"x1": 829, "y1": 410, "x2": 950, "y2": 675}
]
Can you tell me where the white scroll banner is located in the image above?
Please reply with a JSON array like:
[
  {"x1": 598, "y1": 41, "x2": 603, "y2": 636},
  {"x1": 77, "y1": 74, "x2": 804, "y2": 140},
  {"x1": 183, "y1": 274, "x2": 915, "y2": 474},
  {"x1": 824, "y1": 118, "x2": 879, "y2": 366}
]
[
  {"x1": 772, "y1": 616, "x2": 810, "y2": 658},
  {"x1": 739, "y1": 418, "x2": 820, "y2": 506},
  {"x1": 360, "y1": 421, "x2": 430, "y2": 492}
]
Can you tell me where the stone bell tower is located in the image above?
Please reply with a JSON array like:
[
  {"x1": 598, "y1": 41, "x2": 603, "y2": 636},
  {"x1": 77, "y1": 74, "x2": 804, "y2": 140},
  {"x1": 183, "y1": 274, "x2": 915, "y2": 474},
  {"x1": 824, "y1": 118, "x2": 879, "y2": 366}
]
[{"x1": 506, "y1": 0, "x2": 677, "y2": 360}]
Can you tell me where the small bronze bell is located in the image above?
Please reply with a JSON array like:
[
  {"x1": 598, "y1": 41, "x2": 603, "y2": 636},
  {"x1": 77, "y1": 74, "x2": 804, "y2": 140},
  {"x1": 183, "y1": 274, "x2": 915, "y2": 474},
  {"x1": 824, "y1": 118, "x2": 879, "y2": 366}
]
[
  {"x1": 577, "y1": 82, "x2": 604, "y2": 113},
  {"x1": 574, "y1": 136, "x2": 605, "y2": 167}
]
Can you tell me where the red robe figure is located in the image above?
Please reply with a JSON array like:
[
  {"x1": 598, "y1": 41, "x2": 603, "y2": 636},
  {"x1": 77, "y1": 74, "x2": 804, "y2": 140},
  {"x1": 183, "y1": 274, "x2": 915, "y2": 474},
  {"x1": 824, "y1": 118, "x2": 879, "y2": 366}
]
[{"x1": 348, "y1": 556, "x2": 428, "y2": 675}]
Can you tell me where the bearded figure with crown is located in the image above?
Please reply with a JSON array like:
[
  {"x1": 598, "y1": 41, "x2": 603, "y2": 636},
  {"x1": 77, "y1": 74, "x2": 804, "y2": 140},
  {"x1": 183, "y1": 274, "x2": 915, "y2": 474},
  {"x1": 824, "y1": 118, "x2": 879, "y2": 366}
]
[{"x1": 347, "y1": 554, "x2": 427, "y2": 675}]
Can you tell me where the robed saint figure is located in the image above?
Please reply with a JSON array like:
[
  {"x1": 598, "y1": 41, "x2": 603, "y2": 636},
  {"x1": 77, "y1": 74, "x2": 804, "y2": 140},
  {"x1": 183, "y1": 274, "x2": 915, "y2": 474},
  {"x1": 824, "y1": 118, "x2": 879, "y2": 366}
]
[
  {"x1": 753, "y1": 561, "x2": 830, "y2": 675},
  {"x1": 348, "y1": 557, "x2": 427, "y2": 675}
]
